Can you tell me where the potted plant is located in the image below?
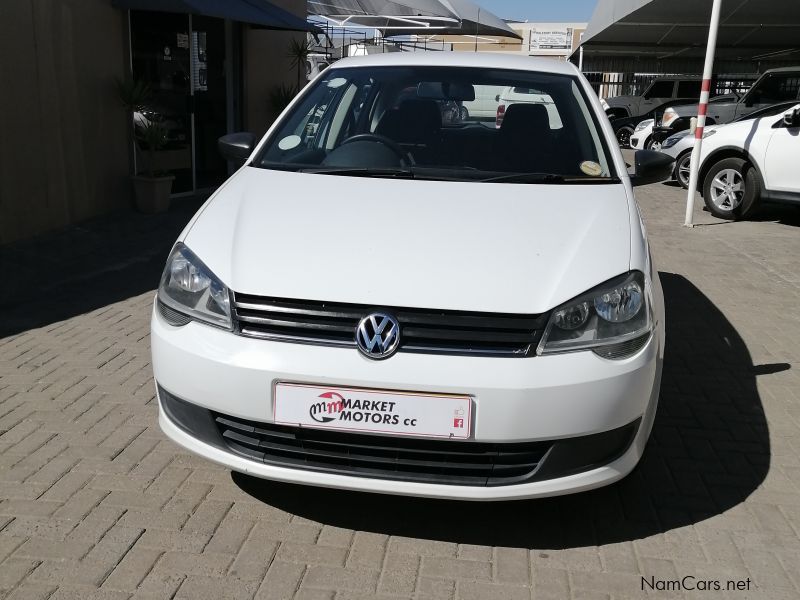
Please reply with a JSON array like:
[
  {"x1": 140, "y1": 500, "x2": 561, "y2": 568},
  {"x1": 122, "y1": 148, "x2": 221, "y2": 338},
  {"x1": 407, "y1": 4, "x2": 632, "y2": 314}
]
[{"x1": 117, "y1": 78, "x2": 174, "y2": 214}]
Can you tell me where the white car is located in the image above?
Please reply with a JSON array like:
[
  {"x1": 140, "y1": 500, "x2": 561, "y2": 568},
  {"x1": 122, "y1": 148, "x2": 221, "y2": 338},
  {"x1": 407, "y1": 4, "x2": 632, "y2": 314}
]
[
  {"x1": 630, "y1": 119, "x2": 657, "y2": 151},
  {"x1": 697, "y1": 103, "x2": 800, "y2": 220},
  {"x1": 461, "y1": 84, "x2": 506, "y2": 121},
  {"x1": 496, "y1": 86, "x2": 563, "y2": 129},
  {"x1": 660, "y1": 100, "x2": 800, "y2": 189},
  {"x1": 306, "y1": 54, "x2": 331, "y2": 81},
  {"x1": 152, "y1": 52, "x2": 670, "y2": 501}
]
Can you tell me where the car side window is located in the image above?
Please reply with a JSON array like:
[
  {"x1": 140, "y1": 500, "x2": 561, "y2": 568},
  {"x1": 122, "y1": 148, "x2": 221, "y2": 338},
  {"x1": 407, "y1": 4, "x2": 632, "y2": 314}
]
[
  {"x1": 677, "y1": 81, "x2": 702, "y2": 98},
  {"x1": 749, "y1": 75, "x2": 800, "y2": 104},
  {"x1": 644, "y1": 81, "x2": 674, "y2": 100}
]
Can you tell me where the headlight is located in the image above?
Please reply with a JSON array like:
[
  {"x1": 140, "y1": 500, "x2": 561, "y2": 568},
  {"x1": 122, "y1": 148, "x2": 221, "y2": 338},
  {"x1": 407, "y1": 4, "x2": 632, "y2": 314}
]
[
  {"x1": 157, "y1": 243, "x2": 232, "y2": 329},
  {"x1": 661, "y1": 135, "x2": 683, "y2": 149},
  {"x1": 702, "y1": 129, "x2": 717, "y2": 139},
  {"x1": 538, "y1": 272, "x2": 652, "y2": 359},
  {"x1": 634, "y1": 119, "x2": 654, "y2": 132},
  {"x1": 661, "y1": 111, "x2": 678, "y2": 128}
]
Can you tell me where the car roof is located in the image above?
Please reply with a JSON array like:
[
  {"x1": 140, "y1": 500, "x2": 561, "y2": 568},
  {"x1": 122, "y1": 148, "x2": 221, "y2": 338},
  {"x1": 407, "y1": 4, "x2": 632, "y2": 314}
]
[
  {"x1": 650, "y1": 75, "x2": 701, "y2": 80},
  {"x1": 330, "y1": 52, "x2": 579, "y2": 76},
  {"x1": 762, "y1": 66, "x2": 800, "y2": 74}
]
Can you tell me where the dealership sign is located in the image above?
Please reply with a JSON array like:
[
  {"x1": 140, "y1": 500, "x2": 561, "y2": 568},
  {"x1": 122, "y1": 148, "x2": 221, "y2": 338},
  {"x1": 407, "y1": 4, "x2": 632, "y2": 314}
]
[
  {"x1": 274, "y1": 382, "x2": 472, "y2": 439},
  {"x1": 530, "y1": 27, "x2": 574, "y2": 50}
]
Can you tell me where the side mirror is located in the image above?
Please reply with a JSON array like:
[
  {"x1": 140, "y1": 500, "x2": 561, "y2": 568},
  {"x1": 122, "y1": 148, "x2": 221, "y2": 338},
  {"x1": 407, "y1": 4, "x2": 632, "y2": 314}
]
[
  {"x1": 218, "y1": 132, "x2": 257, "y2": 162},
  {"x1": 783, "y1": 107, "x2": 800, "y2": 127},
  {"x1": 630, "y1": 150, "x2": 675, "y2": 187}
]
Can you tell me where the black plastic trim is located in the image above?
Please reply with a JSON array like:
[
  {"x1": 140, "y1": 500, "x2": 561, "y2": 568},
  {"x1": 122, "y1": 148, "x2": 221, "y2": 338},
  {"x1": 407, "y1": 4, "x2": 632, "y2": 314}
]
[{"x1": 159, "y1": 386, "x2": 641, "y2": 488}]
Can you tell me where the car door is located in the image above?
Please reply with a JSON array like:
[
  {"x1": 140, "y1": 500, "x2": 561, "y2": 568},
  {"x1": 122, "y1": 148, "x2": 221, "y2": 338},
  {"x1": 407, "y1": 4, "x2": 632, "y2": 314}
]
[
  {"x1": 638, "y1": 80, "x2": 676, "y2": 115},
  {"x1": 763, "y1": 108, "x2": 800, "y2": 193}
]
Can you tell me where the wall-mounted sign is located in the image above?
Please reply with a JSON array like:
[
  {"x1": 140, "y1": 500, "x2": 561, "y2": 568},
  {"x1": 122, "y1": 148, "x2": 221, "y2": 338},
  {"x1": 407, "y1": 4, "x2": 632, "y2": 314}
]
[{"x1": 529, "y1": 27, "x2": 573, "y2": 51}]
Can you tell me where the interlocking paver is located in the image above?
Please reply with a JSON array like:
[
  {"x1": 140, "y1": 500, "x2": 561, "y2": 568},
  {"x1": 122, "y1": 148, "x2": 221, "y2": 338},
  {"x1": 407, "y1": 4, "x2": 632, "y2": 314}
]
[{"x1": 1, "y1": 183, "x2": 799, "y2": 599}]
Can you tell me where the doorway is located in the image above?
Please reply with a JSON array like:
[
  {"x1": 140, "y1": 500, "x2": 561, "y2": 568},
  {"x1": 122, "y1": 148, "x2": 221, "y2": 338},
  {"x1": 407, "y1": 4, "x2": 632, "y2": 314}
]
[{"x1": 129, "y1": 11, "x2": 236, "y2": 194}]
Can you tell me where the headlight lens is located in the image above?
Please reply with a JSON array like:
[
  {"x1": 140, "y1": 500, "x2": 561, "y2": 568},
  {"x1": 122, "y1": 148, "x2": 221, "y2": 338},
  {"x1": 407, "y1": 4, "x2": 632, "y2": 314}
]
[
  {"x1": 538, "y1": 272, "x2": 652, "y2": 358},
  {"x1": 634, "y1": 119, "x2": 654, "y2": 132},
  {"x1": 661, "y1": 111, "x2": 678, "y2": 127},
  {"x1": 702, "y1": 129, "x2": 717, "y2": 139},
  {"x1": 661, "y1": 135, "x2": 683, "y2": 149},
  {"x1": 157, "y1": 243, "x2": 232, "y2": 329}
]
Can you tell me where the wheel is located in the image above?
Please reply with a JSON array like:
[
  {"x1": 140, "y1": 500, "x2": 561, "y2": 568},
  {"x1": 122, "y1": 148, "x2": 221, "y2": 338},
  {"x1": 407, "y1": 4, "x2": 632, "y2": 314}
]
[
  {"x1": 674, "y1": 151, "x2": 692, "y2": 189},
  {"x1": 459, "y1": 105, "x2": 469, "y2": 122},
  {"x1": 616, "y1": 125, "x2": 634, "y2": 149},
  {"x1": 702, "y1": 157, "x2": 760, "y2": 220},
  {"x1": 645, "y1": 137, "x2": 663, "y2": 152}
]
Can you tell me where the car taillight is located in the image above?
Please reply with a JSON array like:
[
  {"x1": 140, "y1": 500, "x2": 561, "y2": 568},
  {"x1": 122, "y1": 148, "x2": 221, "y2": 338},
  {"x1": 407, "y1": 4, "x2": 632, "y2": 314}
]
[{"x1": 496, "y1": 104, "x2": 505, "y2": 128}]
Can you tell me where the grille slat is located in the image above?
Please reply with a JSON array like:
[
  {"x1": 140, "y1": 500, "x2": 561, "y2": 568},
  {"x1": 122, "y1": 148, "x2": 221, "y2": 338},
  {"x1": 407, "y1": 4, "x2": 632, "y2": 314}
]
[
  {"x1": 214, "y1": 414, "x2": 550, "y2": 486},
  {"x1": 232, "y1": 293, "x2": 547, "y2": 358}
]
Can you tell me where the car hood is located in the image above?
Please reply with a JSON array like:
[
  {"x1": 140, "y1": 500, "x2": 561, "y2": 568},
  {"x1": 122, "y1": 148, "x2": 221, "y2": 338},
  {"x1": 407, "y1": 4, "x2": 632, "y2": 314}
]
[{"x1": 184, "y1": 167, "x2": 632, "y2": 314}]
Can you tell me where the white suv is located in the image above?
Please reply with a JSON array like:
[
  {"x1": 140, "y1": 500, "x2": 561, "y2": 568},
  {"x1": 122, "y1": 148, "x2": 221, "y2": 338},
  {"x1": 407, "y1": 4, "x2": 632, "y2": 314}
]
[
  {"x1": 151, "y1": 52, "x2": 670, "y2": 500},
  {"x1": 698, "y1": 103, "x2": 800, "y2": 220}
]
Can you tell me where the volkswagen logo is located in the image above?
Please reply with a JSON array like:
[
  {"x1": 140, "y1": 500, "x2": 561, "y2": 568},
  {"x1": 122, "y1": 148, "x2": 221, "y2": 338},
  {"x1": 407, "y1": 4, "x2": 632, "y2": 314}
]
[{"x1": 356, "y1": 313, "x2": 400, "y2": 360}]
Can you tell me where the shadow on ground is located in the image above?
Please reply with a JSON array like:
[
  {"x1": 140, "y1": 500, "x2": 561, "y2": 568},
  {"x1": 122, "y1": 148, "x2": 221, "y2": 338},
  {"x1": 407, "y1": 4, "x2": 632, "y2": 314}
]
[
  {"x1": 1, "y1": 196, "x2": 205, "y2": 337},
  {"x1": 234, "y1": 273, "x2": 775, "y2": 548}
]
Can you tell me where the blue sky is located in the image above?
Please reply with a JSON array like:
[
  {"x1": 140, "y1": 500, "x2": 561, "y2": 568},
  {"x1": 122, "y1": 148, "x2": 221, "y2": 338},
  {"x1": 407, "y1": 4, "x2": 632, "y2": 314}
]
[{"x1": 481, "y1": 0, "x2": 598, "y2": 22}]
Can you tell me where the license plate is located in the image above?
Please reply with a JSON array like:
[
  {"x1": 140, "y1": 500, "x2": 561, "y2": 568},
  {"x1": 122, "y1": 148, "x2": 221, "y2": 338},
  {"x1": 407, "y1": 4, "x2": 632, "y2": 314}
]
[{"x1": 274, "y1": 382, "x2": 472, "y2": 439}]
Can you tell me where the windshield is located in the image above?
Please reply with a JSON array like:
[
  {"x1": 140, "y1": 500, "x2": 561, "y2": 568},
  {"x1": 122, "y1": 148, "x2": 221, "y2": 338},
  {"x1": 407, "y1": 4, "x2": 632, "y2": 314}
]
[{"x1": 255, "y1": 66, "x2": 616, "y2": 183}]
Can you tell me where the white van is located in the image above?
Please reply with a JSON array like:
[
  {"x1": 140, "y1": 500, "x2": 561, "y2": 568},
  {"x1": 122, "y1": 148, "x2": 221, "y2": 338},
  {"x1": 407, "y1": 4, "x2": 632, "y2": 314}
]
[{"x1": 462, "y1": 84, "x2": 505, "y2": 121}]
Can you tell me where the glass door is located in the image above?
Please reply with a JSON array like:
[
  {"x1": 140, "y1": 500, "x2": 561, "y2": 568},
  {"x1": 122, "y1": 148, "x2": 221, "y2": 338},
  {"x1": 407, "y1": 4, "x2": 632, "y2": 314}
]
[
  {"x1": 191, "y1": 15, "x2": 230, "y2": 189},
  {"x1": 130, "y1": 11, "x2": 194, "y2": 193},
  {"x1": 129, "y1": 11, "x2": 230, "y2": 194}
]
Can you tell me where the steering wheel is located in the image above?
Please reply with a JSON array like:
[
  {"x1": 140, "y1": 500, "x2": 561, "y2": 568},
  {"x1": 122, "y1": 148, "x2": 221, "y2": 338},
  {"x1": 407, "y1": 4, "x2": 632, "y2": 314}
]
[{"x1": 340, "y1": 134, "x2": 412, "y2": 166}]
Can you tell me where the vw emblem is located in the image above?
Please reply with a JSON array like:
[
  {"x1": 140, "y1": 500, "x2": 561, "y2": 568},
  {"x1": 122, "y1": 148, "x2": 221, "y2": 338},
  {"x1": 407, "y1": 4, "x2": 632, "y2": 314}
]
[{"x1": 356, "y1": 313, "x2": 400, "y2": 359}]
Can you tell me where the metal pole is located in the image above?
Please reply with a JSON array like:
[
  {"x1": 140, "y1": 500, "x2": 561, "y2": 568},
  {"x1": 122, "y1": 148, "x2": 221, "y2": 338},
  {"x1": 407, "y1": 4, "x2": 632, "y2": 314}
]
[{"x1": 684, "y1": 0, "x2": 723, "y2": 227}]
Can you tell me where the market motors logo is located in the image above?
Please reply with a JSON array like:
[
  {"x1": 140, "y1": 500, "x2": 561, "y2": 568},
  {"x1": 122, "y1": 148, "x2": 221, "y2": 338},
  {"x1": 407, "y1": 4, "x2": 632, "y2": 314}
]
[{"x1": 309, "y1": 392, "x2": 345, "y2": 423}]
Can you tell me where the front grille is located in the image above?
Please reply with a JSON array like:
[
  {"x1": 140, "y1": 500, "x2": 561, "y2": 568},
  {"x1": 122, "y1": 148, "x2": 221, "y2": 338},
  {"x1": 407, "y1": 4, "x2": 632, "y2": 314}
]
[
  {"x1": 214, "y1": 413, "x2": 551, "y2": 486},
  {"x1": 232, "y1": 294, "x2": 548, "y2": 357},
  {"x1": 158, "y1": 387, "x2": 641, "y2": 489}
]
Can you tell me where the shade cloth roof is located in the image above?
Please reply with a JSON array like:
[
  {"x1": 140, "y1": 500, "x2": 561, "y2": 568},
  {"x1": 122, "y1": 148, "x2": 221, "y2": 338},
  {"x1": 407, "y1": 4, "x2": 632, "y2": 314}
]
[
  {"x1": 579, "y1": 0, "x2": 800, "y2": 61},
  {"x1": 309, "y1": 0, "x2": 521, "y2": 40},
  {"x1": 113, "y1": 0, "x2": 320, "y2": 32}
]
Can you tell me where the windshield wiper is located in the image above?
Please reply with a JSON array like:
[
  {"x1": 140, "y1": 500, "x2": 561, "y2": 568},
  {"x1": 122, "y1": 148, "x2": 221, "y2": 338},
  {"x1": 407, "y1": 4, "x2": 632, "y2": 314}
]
[
  {"x1": 479, "y1": 173, "x2": 617, "y2": 184},
  {"x1": 300, "y1": 167, "x2": 415, "y2": 179}
]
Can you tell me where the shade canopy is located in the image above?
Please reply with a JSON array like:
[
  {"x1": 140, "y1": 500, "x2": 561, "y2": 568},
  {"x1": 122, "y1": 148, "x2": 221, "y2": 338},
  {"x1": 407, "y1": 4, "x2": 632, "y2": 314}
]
[
  {"x1": 113, "y1": 0, "x2": 320, "y2": 32},
  {"x1": 579, "y1": 0, "x2": 800, "y2": 61},
  {"x1": 309, "y1": 0, "x2": 521, "y2": 40}
]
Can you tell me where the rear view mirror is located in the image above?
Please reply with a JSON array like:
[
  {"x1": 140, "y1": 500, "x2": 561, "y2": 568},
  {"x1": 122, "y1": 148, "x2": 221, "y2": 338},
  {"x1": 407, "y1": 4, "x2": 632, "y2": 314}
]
[
  {"x1": 630, "y1": 150, "x2": 674, "y2": 187},
  {"x1": 218, "y1": 132, "x2": 257, "y2": 162},
  {"x1": 783, "y1": 107, "x2": 800, "y2": 127},
  {"x1": 417, "y1": 82, "x2": 476, "y2": 101}
]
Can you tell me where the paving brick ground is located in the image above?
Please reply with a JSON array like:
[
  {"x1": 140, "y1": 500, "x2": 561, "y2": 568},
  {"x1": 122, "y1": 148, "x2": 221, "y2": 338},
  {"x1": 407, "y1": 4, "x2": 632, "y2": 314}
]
[{"x1": 1, "y1": 182, "x2": 799, "y2": 599}]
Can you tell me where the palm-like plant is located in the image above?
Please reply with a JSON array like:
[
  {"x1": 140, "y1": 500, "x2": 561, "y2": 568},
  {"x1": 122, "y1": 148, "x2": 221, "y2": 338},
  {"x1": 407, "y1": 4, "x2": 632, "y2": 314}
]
[
  {"x1": 268, "y1": 83, "x2": 300, "y2": 117},
  {"x1": 287, "y1": 36, "x2": 312, "y2": 88}
]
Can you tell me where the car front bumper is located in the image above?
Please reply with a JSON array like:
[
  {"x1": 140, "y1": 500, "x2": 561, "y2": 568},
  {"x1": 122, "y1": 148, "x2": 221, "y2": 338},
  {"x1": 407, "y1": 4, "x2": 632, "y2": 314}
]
[{"x1": 152, "y1": 301, "x2": 664, "y2": 500}]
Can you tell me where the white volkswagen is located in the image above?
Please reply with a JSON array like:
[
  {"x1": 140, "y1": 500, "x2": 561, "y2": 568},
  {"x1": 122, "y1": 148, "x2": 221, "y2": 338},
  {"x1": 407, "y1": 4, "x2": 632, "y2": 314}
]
[{"x1": 151, "y1": 53, "x2": 671, "y2": 500}]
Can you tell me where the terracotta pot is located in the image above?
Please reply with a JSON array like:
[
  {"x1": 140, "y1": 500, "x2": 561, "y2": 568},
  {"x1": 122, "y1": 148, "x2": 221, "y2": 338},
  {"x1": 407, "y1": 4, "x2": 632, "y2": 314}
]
[{"x1": 132, "y1": 175, "x2": 174, "y2": 214}]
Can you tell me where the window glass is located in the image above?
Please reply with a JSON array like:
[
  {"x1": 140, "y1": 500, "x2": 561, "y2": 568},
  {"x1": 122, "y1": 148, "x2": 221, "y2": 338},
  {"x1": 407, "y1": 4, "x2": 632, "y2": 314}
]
[
  {"x1": 748, "y1": 74, "x2": 800, "y2": 104},
  {"x1": 677, "y1": 81, "x2": 702, "y2": 98},
  {"x1": 644, "y1": 81, "x2": 674, "y2": 100},
  {"x1": 258, "y1": 66, "x2": 616, "y2": 183}
]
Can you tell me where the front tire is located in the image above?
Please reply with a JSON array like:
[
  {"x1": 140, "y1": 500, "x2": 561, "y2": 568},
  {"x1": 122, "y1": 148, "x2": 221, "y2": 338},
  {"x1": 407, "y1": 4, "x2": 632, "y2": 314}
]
[
  {"x1": 616, "y1": 125, "x2": 634, "y2": 148},
  {"x1": 702, "y1": 157, "x2": 760, "y2": 220},
  {"x1": 675, "y1": 151, "x2": 692, "y2": 189},
  {"x1": 645, "y1": 137, "x2": 662, "y2": 152}
]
